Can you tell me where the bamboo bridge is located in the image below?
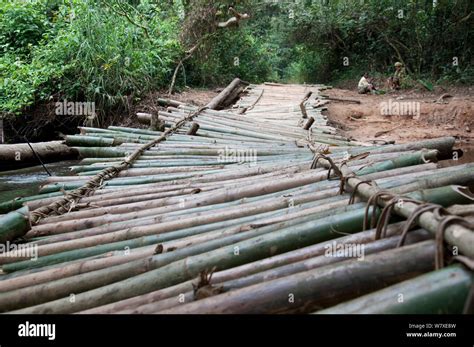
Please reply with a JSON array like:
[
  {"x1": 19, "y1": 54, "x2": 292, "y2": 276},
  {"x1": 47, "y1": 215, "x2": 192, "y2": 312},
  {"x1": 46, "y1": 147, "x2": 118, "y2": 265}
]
[{"x1": 0, "y1": 80, "x2": 473, "y2": 314}]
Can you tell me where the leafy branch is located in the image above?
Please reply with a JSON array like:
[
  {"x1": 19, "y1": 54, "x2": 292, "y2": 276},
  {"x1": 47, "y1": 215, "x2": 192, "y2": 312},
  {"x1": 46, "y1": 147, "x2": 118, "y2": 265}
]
[{"x1": 102, "y1": 0, "x2": 151, "y2": 39}]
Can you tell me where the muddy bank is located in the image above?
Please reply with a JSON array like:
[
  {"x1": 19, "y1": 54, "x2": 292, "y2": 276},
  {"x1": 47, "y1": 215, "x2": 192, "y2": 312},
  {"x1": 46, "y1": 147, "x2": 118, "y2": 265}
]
[{"x1": 2, "y1": 89, "x2": 219, "y2": 145}]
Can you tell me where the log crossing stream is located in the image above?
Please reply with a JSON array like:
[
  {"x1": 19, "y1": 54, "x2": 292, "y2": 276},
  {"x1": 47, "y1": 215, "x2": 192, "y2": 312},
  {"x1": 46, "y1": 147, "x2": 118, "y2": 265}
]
[{"x1": 0, "y1": 82, "x2": 473, "y2": 314}]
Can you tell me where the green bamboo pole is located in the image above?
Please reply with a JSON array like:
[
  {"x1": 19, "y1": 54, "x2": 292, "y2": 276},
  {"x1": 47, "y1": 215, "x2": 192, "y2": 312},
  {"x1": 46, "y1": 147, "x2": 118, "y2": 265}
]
[
  {"x1": 30, "y1": 169, "x2": 328, "y2": 234},
  {"x1": 0, "y1": 206, "x2": 310, "y2": 291},
  {"x1": 29, "y1": 161, "x2": 474, "y2": 253},
  {"x1": 27, "y1": 163, "x2": 309, "y2": 223},
  {"x1": 80, "y1": 222, "x2": 411, "y2": 314},
  {"x1": 4, "y1": 206, "x2": 380, "y2": 313},
  {"x1": 317, "y1": 265, "x2": 473, "y2": 314},
  {"x1": 1, "y1": 202, "x2": 364, "y2": 273},
  {"x1": 7, "y1": 184, "x2": 469, "y2": 313},
  {"x1": 130, "y1": 229, "x2": 431, "y2": 314},
  {"x1": 0, "y1": 207, "x2": 30, "y2": 243},
  {"x1": 0, "y1": 191, "x2": 64, "y2": 214},
  {"x1": 17, "y1": 163, "x2": 474, "y2": 260},
  {"x1": 32, "y1": 149, "x2": 440, "y2": 232},
  {"x1": 325, "y1": 158, "x2": 474, "y2": 258},
  {"x1": 64, "y1": 135, "x2": 120, "y2": 147},
  {"x1": 158, "y1": 241, "x2": 436, "y2": 314}
]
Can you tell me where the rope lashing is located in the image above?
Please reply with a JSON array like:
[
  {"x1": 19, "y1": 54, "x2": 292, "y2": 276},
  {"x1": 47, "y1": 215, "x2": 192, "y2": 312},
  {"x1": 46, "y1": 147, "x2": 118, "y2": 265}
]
[
  {"x1": 348, "y1": 180, "x2": 373, "y2": 205},
  {"x1": 363, "y1": 190, "x2": 394, "y2": 231},
  {"x1": 30, "y1": 106, "x2": 207, "y2": 225},
  {"x1": 376, "y1": 196, "x2": 421, "y2": 240},
  {"x1": 310, "y1": 153, "x2": 347, "y2": 194},
  {"x1": 396, "y1": 204, "x2": 443, "y2": 246}
]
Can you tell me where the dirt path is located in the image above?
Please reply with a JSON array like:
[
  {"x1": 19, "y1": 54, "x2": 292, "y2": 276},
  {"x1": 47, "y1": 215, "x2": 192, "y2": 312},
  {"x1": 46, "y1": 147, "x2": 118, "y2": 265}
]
[{"x1": 324, "y1": 88, "x2": 473, "y2": 148}]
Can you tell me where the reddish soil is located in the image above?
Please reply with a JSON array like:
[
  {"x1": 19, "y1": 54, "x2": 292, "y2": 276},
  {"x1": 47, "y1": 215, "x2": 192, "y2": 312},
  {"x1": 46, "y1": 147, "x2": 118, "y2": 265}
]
[{"x1": 324, "y1": 87, "x2": 474, "y2": 148}]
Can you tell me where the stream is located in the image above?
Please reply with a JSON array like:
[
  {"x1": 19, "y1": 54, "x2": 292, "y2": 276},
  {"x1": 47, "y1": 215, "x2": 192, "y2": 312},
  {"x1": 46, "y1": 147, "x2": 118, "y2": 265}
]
[{"x1": 0, "y1": 161, "x2": 79, "y2": 204}]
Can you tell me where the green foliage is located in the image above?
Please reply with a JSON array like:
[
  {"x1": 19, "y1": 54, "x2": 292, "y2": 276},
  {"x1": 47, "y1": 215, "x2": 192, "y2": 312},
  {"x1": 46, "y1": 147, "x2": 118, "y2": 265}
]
[
  {"x1": 186, "y1": 28, "x2": 273, "y2": 86},
  {"x1": 177, "y1": 0, "x2": 272, "y2": 86},
  {"x1": 0, "y1": 0, "x2": 182, "y2": 115},
  {"x1": 0, "y1": 1, "x2": 50, "y2": 56},
  {"x1": 288, "y1": 0, "x2": 473, "y2": 85}
]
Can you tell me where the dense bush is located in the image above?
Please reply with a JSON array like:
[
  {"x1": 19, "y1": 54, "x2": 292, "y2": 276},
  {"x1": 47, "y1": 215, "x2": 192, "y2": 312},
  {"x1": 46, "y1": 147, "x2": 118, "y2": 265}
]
[
  {"x1": 287, "y1": 0, "x2": 473, "y2": 84},
  {"x1": 185, "y1": 28, "x2": 274, "y2": 86},
  {"x1": 0, "y1": 0, "x2": 182, "y2": 115},
  {"x1": 0, "y1": 1, "x2": 50, "y2": 56}
]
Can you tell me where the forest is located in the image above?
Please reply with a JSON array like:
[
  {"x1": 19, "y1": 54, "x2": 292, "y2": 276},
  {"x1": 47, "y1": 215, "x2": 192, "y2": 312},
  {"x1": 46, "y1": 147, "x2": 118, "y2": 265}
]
[{"x1": 0, "y1": 0, "x2": 472, "y2": 137}]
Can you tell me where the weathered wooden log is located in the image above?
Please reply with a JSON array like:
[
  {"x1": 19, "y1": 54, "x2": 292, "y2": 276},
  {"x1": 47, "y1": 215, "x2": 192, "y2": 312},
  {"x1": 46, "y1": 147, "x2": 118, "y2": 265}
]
[
  {"x1": 186, "y1": 122, "x2": 200, "y2": 135},
  {"x1": 304, "y1": 117, "x2": 315, "y2": 130},
  {"x1": 206, "y1": 78, "x2": 249, "y2": 110},
  {"x1": 0, "y1": 141, "x2": 78, "y2": 171}
]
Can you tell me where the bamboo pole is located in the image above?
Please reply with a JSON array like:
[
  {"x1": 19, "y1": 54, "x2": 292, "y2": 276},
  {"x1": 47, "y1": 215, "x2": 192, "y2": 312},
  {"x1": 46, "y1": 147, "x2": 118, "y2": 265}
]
[
  {"x1": 1, "y1": 81, "x2": 469, "y2": 316},
  {"x1": 0, "y1": 207, "x2": 30, "y2": 243},
  {"x1": 158, "y1": 241, "x2": 436, "y2": 314},
  {"x1": 125, "y1": 230, "x2": 431, "y2": 314},
  {"x1": 318, "y1": 265, "x2": 473, "y2": 314},
  {"x1": 7, "y1": 181, "x2": 469, "y2": 314},
  {"x1": 322, "y1": 157, "x2": 474, "y2": 258},
  {"x1": 79, "y1": 222, "x2": 411, "y2": 314}
]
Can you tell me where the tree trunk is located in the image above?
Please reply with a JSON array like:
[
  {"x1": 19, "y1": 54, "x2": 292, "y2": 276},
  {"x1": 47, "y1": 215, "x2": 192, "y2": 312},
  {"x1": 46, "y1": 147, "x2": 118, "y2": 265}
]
[{"x1": 206, "y1": 78, "x2": 249, "y2": 110}]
